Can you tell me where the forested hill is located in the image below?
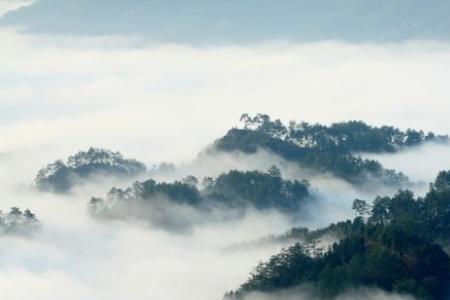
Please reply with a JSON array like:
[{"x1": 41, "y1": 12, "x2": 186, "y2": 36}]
[
  {"x1": 34, "y1": 116, "x2": 448, "y2": 194},
  {"x1": 215, "y1": 114, "x2": 448, "y2": 188},
  {"x1": 89, "y1": 167, "x2": 311, "y2": 230},
  {"x1": 228, "y1": 170, "x2": 450, "y2": 300},
  {"x1": 35, "y1": 148, "x2": 146, "y2": 193},
  {"x1": 2, "y1": 0, "x2": 450, "y2": 43}
]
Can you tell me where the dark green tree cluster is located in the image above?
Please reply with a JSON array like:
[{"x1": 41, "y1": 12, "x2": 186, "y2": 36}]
[
  {"x1": 89, "y1": 167, "x2": 311, "y2": 222},
  {"x1": 203, "y1": 166, "x2": 310, "y2": 213},
  {"x1": 240, "y1": 114, "x2": 447, "y2": 153},
  {"x1": 228, "y1": 170, "x2": 450, "y2": 300},
  {"x1": 35, "y1": 147, "x2": 146, "y2": 193},
  {"x1": 229, "y1": 225, "x2": 450, "y2": 300},
  {"x1": 216, "y1": 114, "x2": 447, "y2": 187},
  {"x1": 0, "y1": 207, "x2": 40, "y2": 235},
  {"x1": 91, "y1": 178, "x2": 203, "y2": 211},
  {"x1": 364, "y1": 171, "x2": 450, "y2": 242}
]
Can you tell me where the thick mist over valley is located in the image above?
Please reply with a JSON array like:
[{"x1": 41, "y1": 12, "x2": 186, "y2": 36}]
[
  {"x1": 2, "y1": 2, "x2": 450, "y2": 299},
  {"x1": 1, "y1": 116, "x2": 449, "y2": 299}
]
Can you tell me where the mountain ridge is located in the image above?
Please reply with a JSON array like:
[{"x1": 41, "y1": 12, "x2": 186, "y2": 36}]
[{"x1": 1, "y1": 0, "x2": 450, "y2": 43}]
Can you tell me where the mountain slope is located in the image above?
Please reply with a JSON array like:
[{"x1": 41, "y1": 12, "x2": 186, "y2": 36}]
[
  {"x1": 1, "y1": 0, "x2": 450, "y2": 43},
  {"x1": 228, "y1": 171, "x2": 450, "y2": 300}
]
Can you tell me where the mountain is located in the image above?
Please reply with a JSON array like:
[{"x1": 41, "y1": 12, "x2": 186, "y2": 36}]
[
  {"x1": 214, "y1": 114, "x2": 448, "y2": 189},
  {"x1": 227, "y1": 171, "x2": 450, "y2": 300},
  {"x1": 1, "y1": 0, "x2": 450, "y2": 43},
  {"x1": 35, "y1": 147, "x2": 146, "y2": 193},
  {"x1": 89, "y1": 167, "x2": 312, "y2": 230}
]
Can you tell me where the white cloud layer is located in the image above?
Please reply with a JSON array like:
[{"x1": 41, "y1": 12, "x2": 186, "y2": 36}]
[
  {"x1": 1, "y1": 28, "x2": 450, "y2": 300},
  {"x1": 1, "y1": 29, "x2": 450, "y2": 166},
  {"x1": 241, "y1": 287, "x2": 415, "y2": 300},
  {"x1": 366, "y1": 142, "x2": 450, "y2": 192},
  {"x1": 0, "y1": 183, "x2": 301, "y2": 300}
]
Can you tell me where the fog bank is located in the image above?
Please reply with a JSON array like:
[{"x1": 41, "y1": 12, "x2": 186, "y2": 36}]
[
  {"x1": 1, "y1": 28, "x2": 450, "y2": 299},
  {"x1": 1, "y1": 29, "x2": 450, "y2": 164}
]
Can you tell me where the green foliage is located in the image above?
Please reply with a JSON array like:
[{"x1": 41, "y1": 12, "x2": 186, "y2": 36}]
[
  {"x1": 241, "y1": 114, "x2": 447, "y2": 153},
  {"x1": 89, "y1": 168, "x2": 311, "y2": 223},
  {"x1": 204, "y1": 167, "x2": 310, "y2": 212},
  {"x1": 352, "y1": 199, "x2": 370, "y2": 218},
  {"x1": 234, "y1": 224, "x2": 450, "y2": 299},
  {"x1": 35, "y1": 147, "x2": 146, "y2": 193},
  {"x1": 216, "y1": 114, "x2": 447, "y2": 187},
  {"x1": 231, "y1": 170, "x2": 450, "y2": 300},
  {"x1": 110, "y1": 178, "x2": 202, "y2": 206}
]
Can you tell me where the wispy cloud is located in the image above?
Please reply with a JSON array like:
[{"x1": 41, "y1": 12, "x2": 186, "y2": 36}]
[
  {"x1": 0, "y1": 0, "x2": 34, "y2": 17},
  {"x1": 1, "y1": 28, "x2": 450, "y2": 300},
  {"x1": 1, "y1": 29, "x2": 450, "y2": 166},
  {"x1": 240, "y1": 287, "x2": 415, "y2": 300}
]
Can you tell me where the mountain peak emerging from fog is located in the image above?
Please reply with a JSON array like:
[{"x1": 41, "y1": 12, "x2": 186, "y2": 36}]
[{"x1": 1, "y1": 0, "x2": 450, "y2": 43}]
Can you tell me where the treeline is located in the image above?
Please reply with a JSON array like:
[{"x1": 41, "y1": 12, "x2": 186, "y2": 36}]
[
  {"x1": 89, "y1": 167, "x2": 311, "y2": 228},
  {"x1": 228, "y1": 170, "x2": 450, "y2": 300},
  {"x1": 0, "y1": 207, "x2": 40, "y2": 236},
  {"x1": 35, "y1": 147, "x2": 146, "y2": 193},
  {"x1": 216, "y1": 114, "x2": 448, "y2": 187},
  {"x1": 239, "y1": 113, "x2": 447, "y2": 153},
  {"x1": 34, "y1": 116, "x2": 447, "y2": 194}
]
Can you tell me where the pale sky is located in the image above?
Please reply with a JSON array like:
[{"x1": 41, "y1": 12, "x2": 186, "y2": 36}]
[{"x1": 1, "y1": 29, "x2": 450, "y2": 167}]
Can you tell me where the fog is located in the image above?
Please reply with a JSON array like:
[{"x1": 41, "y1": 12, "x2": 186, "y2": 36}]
[
  {"x1": 1, "y1": 27, "x2": 450, "y2": 299},
  {"x1": 1, "y1": 29, "x2": 450, "y2": 164},
  {"x1": 0, "y1": 146, "x2": 444, "y2": 300},
  {"x1": 0, "y1": 0, "x2": 34, "y2": 17},
  {"x1": 239, "y1": 288, "x2": 415, "y2": 300},
  {"x1": 366, "y1": 142, "x2": 450, "y2": 194},
  {"x1": 0, "y1": 170, "x2": 415, "y2": 300},
  {"x1": 0, "y1": 180, "x2": 299, "y2": 300}
]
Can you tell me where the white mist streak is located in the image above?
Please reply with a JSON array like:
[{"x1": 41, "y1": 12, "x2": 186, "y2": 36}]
[
  {"x1": 1, "y1": 28, "x2": 450, "y2": 300},
  {"x1": 1, "y1": 29, "x2": 450, "y2": 164}
]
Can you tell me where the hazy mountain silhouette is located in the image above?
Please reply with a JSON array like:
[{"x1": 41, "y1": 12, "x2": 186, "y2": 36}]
[{"x1": 1, "y1": 0, "x2": 450, "y2": 43}]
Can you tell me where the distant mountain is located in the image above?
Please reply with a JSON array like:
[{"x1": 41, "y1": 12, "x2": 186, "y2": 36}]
[{"x1": 1, "y1": 0, "x2": 450, "y2": 43}]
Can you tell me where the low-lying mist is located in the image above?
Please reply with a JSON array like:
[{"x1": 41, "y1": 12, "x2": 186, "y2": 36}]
[
  {"x1": 2, "y1": 29, "x2": 450, "y2": 164},
  {"x1": 1, "y1": 142, "x2": 447, "y2": 299},
  {"x1": 238, "y1": 288, "x2": 416, "y2": 300},
  {"x1": 365, "y1": 142, "x2": 450, "y2": 194},
  {"x1": 1, "y1": 27, "x2": 450, "y2": 300},
  {"x1": 0, "y1": 183, "x2": 297, "y2": 300}
]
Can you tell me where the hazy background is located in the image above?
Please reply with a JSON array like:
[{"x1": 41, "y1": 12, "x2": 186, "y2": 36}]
[
  {"x1": 1, "y1": 1, "x2": 450, "y2": 299},
  {"x1": 1, "y1": 29, "x2": 450, "y2": 167},
  {"x1": 2, "y1": 0, "x2": 450, "y2": 42}
]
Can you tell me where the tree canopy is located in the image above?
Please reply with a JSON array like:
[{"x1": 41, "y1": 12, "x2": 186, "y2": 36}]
[
  {"x1": 228, "y1": 170, "x2": 450, "y2": 300},
  {"x1": 89, "y1": 167, "x2": 312, "y2": 228},
  {"x1": 35, "y1": 147, "x2": 146, "y2": 193},
  {"x1": 216, "y1": 114, "x2": 447, "y2": 188}
]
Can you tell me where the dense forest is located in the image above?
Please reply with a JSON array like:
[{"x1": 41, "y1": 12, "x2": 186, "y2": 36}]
[
  {"x1": 34, "y1": 116, "x2": 447, "y2": 195},
  {"x1": 215, "y1": 114, "x2": 447, "y2": 188},
  {"x1": 88, "y1": 167, "x2": 311, "y2": 228},
  {"x1": 35, "y1": 147, "x2": 146, "y2": 193},
  {"x1": 0, "y1": 207, "x2": 40, "y2": 236},
  {"x1": 26, "y1": 115, "x2": 450, "y2": 298},
  {"x1": 227, "y1": 170, "x2": 450, "y2": 300}
]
